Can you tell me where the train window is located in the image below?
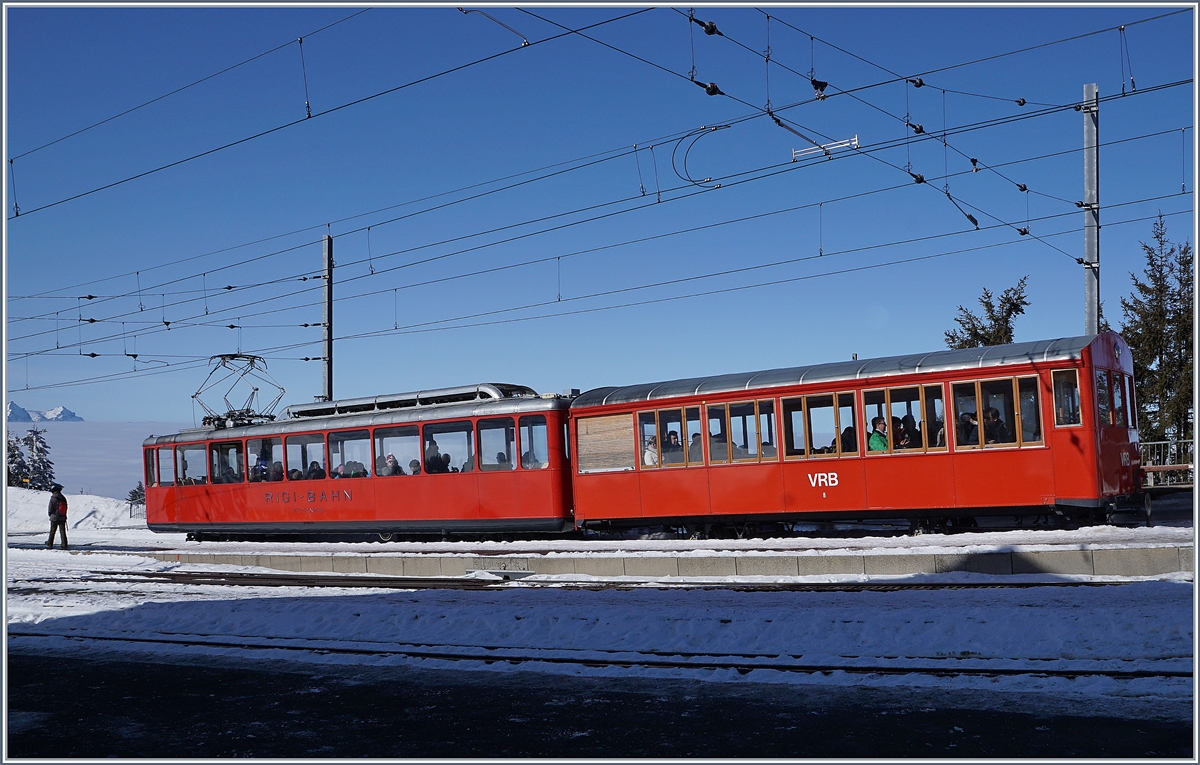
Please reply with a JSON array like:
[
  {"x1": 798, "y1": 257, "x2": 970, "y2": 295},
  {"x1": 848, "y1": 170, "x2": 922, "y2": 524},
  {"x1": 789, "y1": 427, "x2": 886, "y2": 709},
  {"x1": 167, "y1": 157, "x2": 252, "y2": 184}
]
[
  {"x1": 576, "y1": 414, "x2": 636, "y2": 474},
  {"x1": 684, "y1": 407, "x2": 704, "y2": 465},
  {"x1": 924, "y1": 385, "x2": 947, "y2": 449},
  {"x1": 247, "y1": 437, "x2": 284, "y2": 482},
  {"x1": 1125, "y1": 375, "x2": 1137, "y2": 429},
  {"x1": 707, "y1": 404, "x2": 730, "y2": 463},
  {"x1": 144, "y1": 450, "x2": 156, "y2": 488},
  {"x1": 759, "y1": 400, "x2": 778, "y2": 460},
  {"x1": 658, "y1": 409, "x2": 685, "y2": 466},
  {"x1": 425, "y1": 421, "x2": 475, "y2": 474},
  {"x1": 177, "y1": 444, "x2": 208, "y2": 485},
  {"x1": 329, "y1": 430, "x2": 371, "y2": 478},
  {"x1": 837, "y1": 393, "x2": 858, "y2": 456},
  {"x1": 479, "y1": 418, "x2": 516, "y2": 471},
  {"x1": 952, "y1": 382, "x2": 980, "y2": 448},
  {"x1": 286, "y1": 434, "x2": 326, "y2": 480},
  {"x1": 638, "y1": 412, "x2": 659, "y2": 468},
  {"x1": 1052, "y1": 370, "x2": 1081, "y2": 426},
  {"x1": 375, "y1": 426, "x2": 420, "y2": 476},
  {"x1": 729, "y1": 402, "x2": 758, "y2": 461},
  {"x1": 519, "y1": 415, "x2": 549, "y2": 470},
  {"x1": 156, "y1": 446, "x2": 175, "y2": 486},
  {"x1": 1017, "y1": 377, "x2": 1042, "y2": 444},
  {"x1": 806, "y1": 395, "x2": 837, "y2": 455},
  {"x1": 1112, "y1": 373, "x2": 1128, "y2": 427},
  {"x1": 979, "y1": 380, "x2": 1018, "y2": 446},
  {"x1": 782, "y1": 398, "x2": 807, "y2": 458},
  {"x1": 863, "y1": 390, "x2": 888, "y2": 452},
  {"x1": 889, "y1": 387, "x2": 923, "y2": 450},
  {"x1": 209, "y1": 442, "x2": 245, "y2": 484},
  {"x1": 1095, "y1": 369, "x2": 1112, "y2": 427}
]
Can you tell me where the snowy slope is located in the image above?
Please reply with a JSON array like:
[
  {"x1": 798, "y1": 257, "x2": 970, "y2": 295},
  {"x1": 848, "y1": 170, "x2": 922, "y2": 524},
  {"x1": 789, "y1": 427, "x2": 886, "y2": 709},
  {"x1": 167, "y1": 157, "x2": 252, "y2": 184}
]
[{"x1": 5, "y1": 487, "x2": 145, "y2": 531}]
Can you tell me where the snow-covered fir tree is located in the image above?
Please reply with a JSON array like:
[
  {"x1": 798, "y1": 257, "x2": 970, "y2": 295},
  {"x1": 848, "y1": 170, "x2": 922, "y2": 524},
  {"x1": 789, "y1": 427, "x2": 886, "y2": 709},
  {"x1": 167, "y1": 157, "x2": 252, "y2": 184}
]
[
  {"x1": 21, "y1": 428, "x2": 55, "y2": 491},
  {"x1": 6, "y1": 431, "x2": 30, "y2": 487},
  {"x1": 127, "y1": 481, "x2": 145, "y2": 506}
]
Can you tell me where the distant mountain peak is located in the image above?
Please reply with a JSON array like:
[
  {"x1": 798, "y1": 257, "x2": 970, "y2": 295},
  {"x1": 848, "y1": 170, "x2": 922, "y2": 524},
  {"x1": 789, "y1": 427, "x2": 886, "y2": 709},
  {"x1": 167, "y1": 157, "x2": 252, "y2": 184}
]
[{"x1": 6, "y1": 402, "x2": 83, "y2": 422}]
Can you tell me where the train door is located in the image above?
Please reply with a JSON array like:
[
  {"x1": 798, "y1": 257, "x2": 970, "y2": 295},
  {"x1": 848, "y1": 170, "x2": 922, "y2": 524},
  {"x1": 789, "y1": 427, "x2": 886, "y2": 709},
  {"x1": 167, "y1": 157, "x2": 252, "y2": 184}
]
[
  {"x1": 704, "y1": 400, "x2": 784, "y2": 518},
  {"x1": 637, "y1": 406, "x2": 713, "y2": 522},
  {"x1": 421, "y1": 420, "x2": 481, "y2": 522},
  {"x1": 1094, "y1": 368, "x2": 1138, "y2": 496},
  {"x1": 862, "y1": 384, "x2": 955, "y2": 511},
  {"x1": 477, "y1": 417, "x2": 519, "y2": 520},
  {"x1": 514, "y1": 414, "x2": 567, "y2": 523}
]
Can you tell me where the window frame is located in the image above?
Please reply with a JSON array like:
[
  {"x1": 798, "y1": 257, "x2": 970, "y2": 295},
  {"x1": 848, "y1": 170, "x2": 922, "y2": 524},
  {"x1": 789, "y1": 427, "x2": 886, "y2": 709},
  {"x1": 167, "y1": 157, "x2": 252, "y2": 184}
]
[
  {"x1": 782, "y1": 390, "x2": 859, "y2": 459},
  {"x1": 284, "y1": 433, "x2": 327, "y2": 481},
  {"x1": 1095, "y1": 368, "x2": 1113, "y2": 428},
  {"x1": 209, "y1": 440, "x2": 246, "y2": 484},
  {"x1": 423, "y1": 420, "x2": 476, "y2": 475},
  {"x1": 953, "y1": 376, "x2": 1044, "y2": 450},
  {"x1": 1051, "y1": 368, "x2": 1083, "y2": 428},
  {"x1": 862, "y1": 385, "x2": 940, "y2": 456},
  {"x1": 518, "y1": 414, "x2": 550, "y2": 470},
  {"x1": 1015, "y1": 376, "x2": 1043, "y2": 446},
  {"x1": 374, "y1": 424, "x2": 421, "y2": 477},
  {"x1": 477, "y1": 417, "x2": 517, "y2": 472},
  {"x1": 176, "y1": 443, "x2": 209, "y2": 485}
]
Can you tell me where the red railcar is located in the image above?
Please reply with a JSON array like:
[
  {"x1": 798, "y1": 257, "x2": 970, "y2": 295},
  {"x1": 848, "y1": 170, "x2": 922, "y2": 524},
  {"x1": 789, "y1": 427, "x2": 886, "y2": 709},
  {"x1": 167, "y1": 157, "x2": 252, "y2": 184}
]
[
  {"x1": 144, "y1": 333, "x2": 1143, "y2": 539},
  {"x1": 568, "y1": 332, "x2": 1143, "y2": 530},
  {"x1": 143, "y1": 384, "x2": 573, "y2": 538}
]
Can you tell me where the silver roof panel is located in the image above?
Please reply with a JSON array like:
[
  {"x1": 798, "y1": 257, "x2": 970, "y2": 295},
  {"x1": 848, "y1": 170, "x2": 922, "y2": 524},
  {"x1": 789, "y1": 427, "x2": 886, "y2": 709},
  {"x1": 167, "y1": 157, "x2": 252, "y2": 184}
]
[{"x1": 571, "y1": 334, "x2": 1098, "y2": 408}]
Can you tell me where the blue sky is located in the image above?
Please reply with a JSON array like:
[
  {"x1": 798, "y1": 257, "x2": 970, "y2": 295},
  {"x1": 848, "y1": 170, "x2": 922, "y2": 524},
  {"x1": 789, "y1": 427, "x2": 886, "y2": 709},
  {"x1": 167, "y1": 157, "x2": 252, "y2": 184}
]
[{"x1": 5, "y1": 6, "x2": 1195, "y2": 423}]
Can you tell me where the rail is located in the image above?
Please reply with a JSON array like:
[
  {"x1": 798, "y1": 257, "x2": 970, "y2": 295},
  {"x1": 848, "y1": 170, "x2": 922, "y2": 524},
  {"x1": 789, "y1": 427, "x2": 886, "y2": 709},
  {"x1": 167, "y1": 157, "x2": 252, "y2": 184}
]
[
  {"x1": 127, "y1": 502, "x2": 146, "y2": 520},
  {"x1": 1140, "y1": 440, "x2": 1194, "y2": 488}
]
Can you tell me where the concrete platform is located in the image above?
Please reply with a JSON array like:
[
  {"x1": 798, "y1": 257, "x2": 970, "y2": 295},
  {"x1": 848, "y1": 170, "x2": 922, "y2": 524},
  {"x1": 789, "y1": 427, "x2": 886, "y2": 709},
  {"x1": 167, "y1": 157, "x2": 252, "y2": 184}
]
[{"x1": 145, "y1": 545, "x2": 1195, "y2": 579}]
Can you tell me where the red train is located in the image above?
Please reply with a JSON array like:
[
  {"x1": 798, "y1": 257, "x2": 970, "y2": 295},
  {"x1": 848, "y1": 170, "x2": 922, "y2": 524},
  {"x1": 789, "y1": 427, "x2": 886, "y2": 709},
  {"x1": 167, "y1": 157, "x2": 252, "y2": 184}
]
[{"x1": 143, "y1": 332, "x2": 1144, "y2": 539}]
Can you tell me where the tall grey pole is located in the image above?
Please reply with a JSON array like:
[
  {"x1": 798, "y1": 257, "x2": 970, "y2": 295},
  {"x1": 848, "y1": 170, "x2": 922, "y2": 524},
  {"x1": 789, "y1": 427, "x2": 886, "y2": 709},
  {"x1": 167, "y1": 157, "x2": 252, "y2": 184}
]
[
  {"x1": 1083, "y1": 83, "x2": 1100, "y2": 334},
  {"x1": 322, "y1": 234, "x2": 334, "y2": 402}
]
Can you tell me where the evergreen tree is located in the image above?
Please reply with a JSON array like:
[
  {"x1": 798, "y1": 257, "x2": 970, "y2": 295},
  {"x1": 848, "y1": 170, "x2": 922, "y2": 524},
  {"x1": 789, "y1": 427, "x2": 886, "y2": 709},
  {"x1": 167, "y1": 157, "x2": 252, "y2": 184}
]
[
  {"x1": 21, "y1": 428, "x2": 55, "y2": 491},
  {"x1": 944, "y1": 276, "x2": 1030, "y2": 349},
  {"x1": 1120, "y1": 215, "x2": 1194, "y2": 442},
  {"x1": 127, "y1": 481, "x2": 145, "y2": 506},
  {"x1": 6, "y1": 431, "x2": 30, "y2": 487}
]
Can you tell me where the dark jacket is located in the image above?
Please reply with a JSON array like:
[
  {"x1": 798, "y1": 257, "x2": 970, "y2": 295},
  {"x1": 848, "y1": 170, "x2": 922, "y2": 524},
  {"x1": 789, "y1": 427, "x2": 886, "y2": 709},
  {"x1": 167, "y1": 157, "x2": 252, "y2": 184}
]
[{"x1": 48, "y1": 492, "x2": 67, "y2": 519}]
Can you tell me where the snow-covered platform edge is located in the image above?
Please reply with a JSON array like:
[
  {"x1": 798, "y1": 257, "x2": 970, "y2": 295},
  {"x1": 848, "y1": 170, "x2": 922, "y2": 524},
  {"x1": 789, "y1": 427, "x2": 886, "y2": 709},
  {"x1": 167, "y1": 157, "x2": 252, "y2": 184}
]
[{"x1": 145, "y1": 545, "x2": 1194, "y2": 579}]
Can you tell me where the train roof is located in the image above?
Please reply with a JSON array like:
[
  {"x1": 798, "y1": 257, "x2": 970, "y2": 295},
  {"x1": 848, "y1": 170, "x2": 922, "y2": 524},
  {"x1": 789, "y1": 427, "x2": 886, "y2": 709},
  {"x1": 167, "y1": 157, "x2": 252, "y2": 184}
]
[
  {"x1": 144, "y1": 383, "x2": 568, "y2": 446},
  {"x1": 572, "y1": 334, "x2": 1105, "y2": 409}
]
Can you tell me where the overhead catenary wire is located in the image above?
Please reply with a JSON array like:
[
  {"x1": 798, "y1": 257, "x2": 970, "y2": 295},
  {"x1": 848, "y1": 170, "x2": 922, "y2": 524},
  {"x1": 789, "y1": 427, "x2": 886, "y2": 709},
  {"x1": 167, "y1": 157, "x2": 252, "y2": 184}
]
[
  {"x1": 10, "y1": 10, "x2": 1186, "y2": 302},
  {"x1": 8, "y1": 111, "x2": 1191, "y2": 351},
  {"x1": 20, "y1": 208, "x2": 1190, "y2": 393},
  {"x1": 9, "y1": 9, "x2": 370, "y2": 162},
  {"x1": 6, "y1": 9, "x2": 653, "y2": 221},
  {"x1": 527, "y1": 6, "x2": 1184, "y2": 253},
  {"x1": 12, "y1": 186, "x2": 1189, "y2": 363}
]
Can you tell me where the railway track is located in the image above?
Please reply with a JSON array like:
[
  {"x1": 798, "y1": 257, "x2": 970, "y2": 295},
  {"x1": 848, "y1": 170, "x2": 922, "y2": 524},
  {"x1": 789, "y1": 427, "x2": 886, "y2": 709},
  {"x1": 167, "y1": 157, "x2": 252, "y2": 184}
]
[
  {"x1": 8, "y1": 629, "x2": 1188, "y2": 680},
  {"x1": 10, "y1": 569, "x2": 1133, "y2": 592}
]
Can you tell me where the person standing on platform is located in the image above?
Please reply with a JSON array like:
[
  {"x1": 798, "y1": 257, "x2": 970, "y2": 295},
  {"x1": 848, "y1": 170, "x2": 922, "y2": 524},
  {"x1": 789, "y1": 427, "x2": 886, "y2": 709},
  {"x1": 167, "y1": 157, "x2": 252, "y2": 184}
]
[{"x1": 46, "y1": 484, "x2": 68, "y2": 550}]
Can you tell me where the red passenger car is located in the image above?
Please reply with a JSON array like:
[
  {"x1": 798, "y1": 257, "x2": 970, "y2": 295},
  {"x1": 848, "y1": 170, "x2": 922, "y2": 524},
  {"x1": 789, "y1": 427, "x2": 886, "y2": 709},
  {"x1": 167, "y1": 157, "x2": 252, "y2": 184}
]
[
  {"x1": 143, "y1": 384, "x2": 573, "y2": 539},
  {"x1": 568, "y1": 332, "x2": 1142, "y2": 531}
]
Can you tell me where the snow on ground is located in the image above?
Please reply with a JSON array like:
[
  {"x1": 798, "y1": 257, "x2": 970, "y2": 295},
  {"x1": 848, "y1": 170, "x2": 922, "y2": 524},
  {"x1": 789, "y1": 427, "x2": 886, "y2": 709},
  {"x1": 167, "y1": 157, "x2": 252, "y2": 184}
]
[
  {"x1": 4, "y1": 488, "x2": 1194, "y2": 721},
  {"x1": 6, "y1": 486, "x2": 146, "y2": 532}
]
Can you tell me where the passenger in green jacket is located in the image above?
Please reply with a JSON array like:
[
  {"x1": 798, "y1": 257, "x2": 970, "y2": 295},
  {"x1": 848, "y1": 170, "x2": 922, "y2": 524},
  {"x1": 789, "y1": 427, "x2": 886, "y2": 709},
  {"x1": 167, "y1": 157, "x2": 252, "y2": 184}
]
[{"x1": 868, "y1": 417, "x2": 888, "y2": 452}]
